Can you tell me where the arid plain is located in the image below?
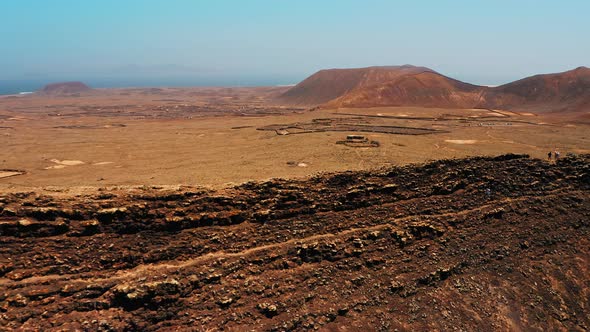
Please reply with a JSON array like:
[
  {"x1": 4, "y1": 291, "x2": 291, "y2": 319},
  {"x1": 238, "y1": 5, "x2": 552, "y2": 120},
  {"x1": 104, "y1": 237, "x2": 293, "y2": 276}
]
[{"x1": 1, "y1": 86, "x2": 588, "y2": 191}]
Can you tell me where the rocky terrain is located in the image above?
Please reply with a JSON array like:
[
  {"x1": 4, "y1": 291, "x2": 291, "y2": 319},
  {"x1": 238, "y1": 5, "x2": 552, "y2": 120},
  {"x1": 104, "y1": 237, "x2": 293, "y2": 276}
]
[
  {"x1": 279, "y1": 65, "x2": 590, "y2": 115},
  {"x1": 1, "y1": 154, "x2": 589, "y2": 331}
]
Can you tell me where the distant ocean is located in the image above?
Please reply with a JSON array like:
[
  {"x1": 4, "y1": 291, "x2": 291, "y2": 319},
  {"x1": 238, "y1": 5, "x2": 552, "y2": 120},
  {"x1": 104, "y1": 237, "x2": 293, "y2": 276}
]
[
  {"x1": 0, "y1": 77, "x2": 296, "y2": 95},
  {"x1": 0, "y1": 80, "x2": 45, "y2": 95}
]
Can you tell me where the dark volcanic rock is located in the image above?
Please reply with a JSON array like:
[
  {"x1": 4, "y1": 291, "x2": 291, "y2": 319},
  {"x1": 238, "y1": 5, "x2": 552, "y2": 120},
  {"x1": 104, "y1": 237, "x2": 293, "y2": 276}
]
[{"x1": 0, "y1": 154, "x2": 589, "y2": 331}]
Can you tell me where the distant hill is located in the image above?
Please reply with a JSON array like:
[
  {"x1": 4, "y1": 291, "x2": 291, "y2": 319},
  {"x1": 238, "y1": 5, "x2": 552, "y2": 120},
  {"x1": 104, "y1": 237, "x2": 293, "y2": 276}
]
[
  {"x1": 278, "y1": 65, "x2": 435, "y2": 106},
  {"x1": 324, "y1": 70, "x2": 485, "y2": 109},
  {"x1": 482, "y1": 66, "x2": 590, "y2": 113},
  {"x1": 279, "y1": 66, "x2": 590, "y2": 114},
  {"x1": 37, "y1": 81, "x2": 92, "y2": 95}
]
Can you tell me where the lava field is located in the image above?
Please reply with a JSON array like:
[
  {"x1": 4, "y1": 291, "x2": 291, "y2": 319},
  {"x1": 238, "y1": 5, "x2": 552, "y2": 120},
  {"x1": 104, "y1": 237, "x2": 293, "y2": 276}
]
[{"x1": 1, "y1": 154, "x2": 589, "y2": 331}]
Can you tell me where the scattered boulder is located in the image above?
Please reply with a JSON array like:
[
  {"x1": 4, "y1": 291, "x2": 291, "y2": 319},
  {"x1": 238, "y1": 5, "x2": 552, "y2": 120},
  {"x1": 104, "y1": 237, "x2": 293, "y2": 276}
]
[
  {"x1": 112, "y1": 279, "x2": 181, "y2": 310},
  {"x1": 96, "y1": 207, "x2": 127, "y2": 223},
  {"x1": 257, "y1": 302, "x2": 279, "y2": 318}
]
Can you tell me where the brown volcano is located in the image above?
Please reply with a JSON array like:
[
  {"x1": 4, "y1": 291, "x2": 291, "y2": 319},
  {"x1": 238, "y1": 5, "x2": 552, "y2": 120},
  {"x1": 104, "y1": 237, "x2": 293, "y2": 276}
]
[
  {"x1": 279, "y1": 66, "x2": 590, "y2": 114},
  {"x1": 38, "y1": 81, "x2": 92, "y2": 95},
  {"x1": 324, "y1": 70, "x2": 485, "y2": 109},
  {"x1": 483, "y1": 66, "x2": 590, "y2": 113},
  {"x1": 278, "y1": 65, "x2": 435, "y2": 106}
]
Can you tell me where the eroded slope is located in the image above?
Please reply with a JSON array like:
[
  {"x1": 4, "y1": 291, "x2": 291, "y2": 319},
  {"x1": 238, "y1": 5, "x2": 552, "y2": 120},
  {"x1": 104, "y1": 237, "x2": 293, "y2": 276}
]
[{"x1": 1, "y1": 155, "x2": 589, "y2": 331}]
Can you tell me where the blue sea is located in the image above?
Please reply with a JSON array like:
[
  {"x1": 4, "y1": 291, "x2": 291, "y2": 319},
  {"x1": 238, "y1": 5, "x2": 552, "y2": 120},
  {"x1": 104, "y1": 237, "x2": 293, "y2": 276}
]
[{"x1": 0, "y1": 77, "x2": 295, "y2": 95}]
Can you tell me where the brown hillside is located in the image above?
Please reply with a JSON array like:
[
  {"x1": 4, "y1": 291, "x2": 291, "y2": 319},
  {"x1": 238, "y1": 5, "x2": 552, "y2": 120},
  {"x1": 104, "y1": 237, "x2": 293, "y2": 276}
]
[
  {"x1": 483, "y1": 66, "x2": 590, "y2": 113},
  {"x1": 278, "y1": 65, "x2": 434, "y2": 106},
  {"x1": 325, "y1": 71, "x2": 486, "y2": 109},
  {"x1": 38, "y1": 81, "x2": 92, "y2": 95},
  {"x1": 281, "y1": 66, "x2": 590, "y2": 114}
]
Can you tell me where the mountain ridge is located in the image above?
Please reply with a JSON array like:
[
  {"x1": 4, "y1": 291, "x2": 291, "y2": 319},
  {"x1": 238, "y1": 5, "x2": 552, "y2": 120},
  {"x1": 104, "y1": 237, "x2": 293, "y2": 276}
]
[{"x1": 278, "y1": 66, "x2": 590, "y2": 113}]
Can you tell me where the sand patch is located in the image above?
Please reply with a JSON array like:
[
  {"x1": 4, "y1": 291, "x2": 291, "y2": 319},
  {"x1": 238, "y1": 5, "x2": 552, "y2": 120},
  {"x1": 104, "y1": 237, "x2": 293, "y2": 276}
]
[
  {"x1": 44, "y1": 165, "x2": 67, "y2": 170},
  {"x1": 93, "y1": 162, "x2": 114, "y2": 166},
  {"x1": 375, "y1": 113, "x2": 409, "y2": 117},
  {"x1": 491, "y1": 109, "x2": 518, "y2": 116},
  {"x1": 44, "y1": 159, "x2": 85, "y2": 170},
  {"x1": 0, "y1": 170, "x2": 25, "y2": 179},
  {"x1": 287, "y1": 161, "x2": 309, "y2": 167},
  {"x1": 50, "y1": 159, "x2": 85, "y2": 166},
  {"x1": 445, "y1": 140, "x2": 477, "y2": 145}
]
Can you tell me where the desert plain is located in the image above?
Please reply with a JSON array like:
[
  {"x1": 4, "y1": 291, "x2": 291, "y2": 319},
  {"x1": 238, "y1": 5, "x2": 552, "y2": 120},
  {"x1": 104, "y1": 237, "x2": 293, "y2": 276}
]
[{"x1": 1, "y1": 86, "x2": 588, "y2": 191}]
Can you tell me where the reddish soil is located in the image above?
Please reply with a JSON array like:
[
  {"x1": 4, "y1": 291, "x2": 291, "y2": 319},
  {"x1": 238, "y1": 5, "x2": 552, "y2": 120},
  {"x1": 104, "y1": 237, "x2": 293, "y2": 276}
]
[
  {"x1": 1, "y1": 154, "x2": 589, "y2": 331},
  {"x1": 279, "y1": 66, "x2": 590, "y2": 115}
]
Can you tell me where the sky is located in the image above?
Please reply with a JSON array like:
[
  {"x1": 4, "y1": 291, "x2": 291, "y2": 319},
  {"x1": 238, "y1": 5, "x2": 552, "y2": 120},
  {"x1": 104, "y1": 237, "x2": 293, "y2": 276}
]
[{"x1": 1, "y1": 0, "x2": 589, "y2": 89}]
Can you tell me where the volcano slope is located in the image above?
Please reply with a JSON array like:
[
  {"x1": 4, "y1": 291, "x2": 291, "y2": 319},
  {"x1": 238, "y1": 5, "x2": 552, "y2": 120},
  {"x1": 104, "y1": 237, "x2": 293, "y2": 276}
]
[
  {"x1": 278, "y1": 66, "x2": 590, "y2": 117},
  {"x1": 276, "y1": 65, "x2": 487, "y2": 109},
  {"x1": 1, "y1": 154, "x2": 589, "y2": 331},
  {"x1": 277, "y1": 65, "x2": 438, "y2": 106},
  {"x1": 483, "y1": 66, "x2": 590, "y2": 114}
]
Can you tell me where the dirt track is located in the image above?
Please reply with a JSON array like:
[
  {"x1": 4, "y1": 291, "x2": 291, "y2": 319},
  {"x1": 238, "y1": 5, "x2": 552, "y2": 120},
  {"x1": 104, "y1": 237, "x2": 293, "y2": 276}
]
[{"x1": 1, "y1": 154, "x2": 589, "y2": 331}]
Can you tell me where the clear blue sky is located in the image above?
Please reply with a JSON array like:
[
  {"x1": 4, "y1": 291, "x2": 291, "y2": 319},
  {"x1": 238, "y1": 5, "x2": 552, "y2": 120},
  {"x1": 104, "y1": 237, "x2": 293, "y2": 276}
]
[{"x1": 1, "y1": 0, "x2": 589, "y2": 86}]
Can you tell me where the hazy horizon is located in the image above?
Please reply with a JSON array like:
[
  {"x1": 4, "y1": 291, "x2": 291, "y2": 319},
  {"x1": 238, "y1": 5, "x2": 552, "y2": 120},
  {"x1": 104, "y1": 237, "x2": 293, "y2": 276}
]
[{"x1": 1, "y1": 0, "x2": 589, "y2": 93}]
